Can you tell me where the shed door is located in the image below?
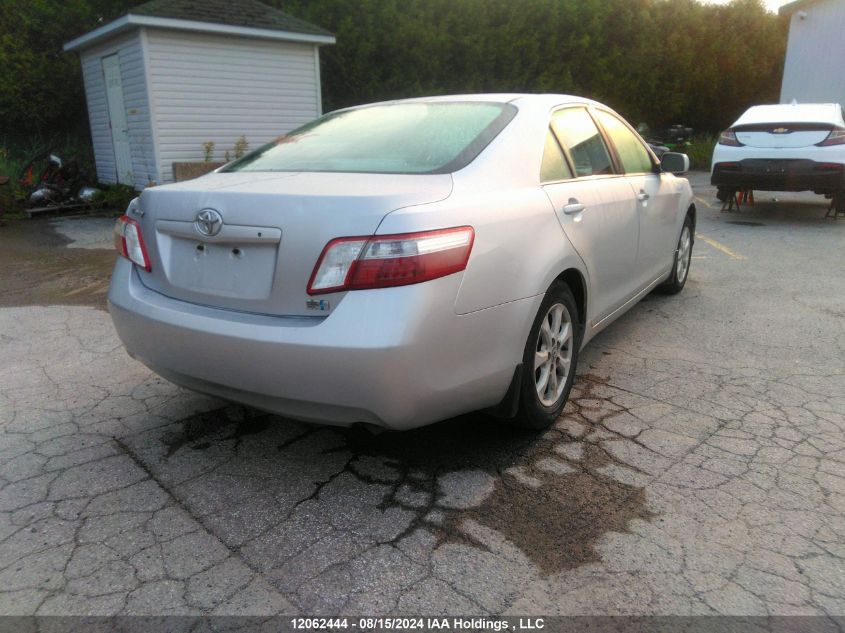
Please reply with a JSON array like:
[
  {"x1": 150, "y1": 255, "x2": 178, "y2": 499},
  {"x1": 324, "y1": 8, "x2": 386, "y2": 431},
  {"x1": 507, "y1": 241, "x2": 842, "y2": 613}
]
[{"x1": 102, "y1": 55, "x2": 133, "y2": 186}]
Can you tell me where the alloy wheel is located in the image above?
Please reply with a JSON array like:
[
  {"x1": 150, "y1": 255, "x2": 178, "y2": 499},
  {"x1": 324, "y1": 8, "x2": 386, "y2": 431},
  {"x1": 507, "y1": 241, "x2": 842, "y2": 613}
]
[
  {"x1": 534, "y1": 303, "x2": 573, "y2": 407},
  {"x1": 676, "y1": 225, "x2": 692, "y2": 284}
]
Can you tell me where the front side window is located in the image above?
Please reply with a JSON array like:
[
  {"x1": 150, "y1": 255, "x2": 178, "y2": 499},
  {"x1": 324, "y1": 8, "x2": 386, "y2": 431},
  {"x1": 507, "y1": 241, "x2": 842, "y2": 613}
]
[
  {"x1": 594, "y1": 110, "x2": 654, "y2": 175},
  {"x1": 551, "y1": 108, "x2": 614, "y2": 177},
  {"x1": 540, "y1": 129, "x2": 573, "y2": 182},
  {"x1": 222, "y1": 102, "x2": 517, "y2": 175}
]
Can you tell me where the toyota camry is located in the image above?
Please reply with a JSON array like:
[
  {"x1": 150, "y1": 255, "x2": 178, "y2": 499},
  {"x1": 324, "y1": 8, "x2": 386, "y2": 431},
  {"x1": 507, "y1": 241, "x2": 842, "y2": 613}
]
[{"x1": 108, "y1": 94, "x2": 695, "y2": 430}]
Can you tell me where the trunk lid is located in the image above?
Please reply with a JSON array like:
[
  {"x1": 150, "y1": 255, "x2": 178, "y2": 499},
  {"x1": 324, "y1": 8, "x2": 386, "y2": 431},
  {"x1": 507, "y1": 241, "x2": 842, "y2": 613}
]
[
  {"x1": 734, "y1": 123, "x2": 833, "y2": 149},
  {"x1": 135, "y1": 171, "x2": 453, "y2": 316}
]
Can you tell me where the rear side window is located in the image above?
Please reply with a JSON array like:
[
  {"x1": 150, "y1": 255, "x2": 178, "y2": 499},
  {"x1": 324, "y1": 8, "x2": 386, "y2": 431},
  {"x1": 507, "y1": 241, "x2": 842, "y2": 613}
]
[
  {"x1": 595, "y1": 110, "x2": 654, "y2": 175},
  {"x1": 540, "y1": 129, "x2": 573, "y2": 182},
  {"x1": 222, "y1": 102, "x2": 517, "y2": 175},
  {"x1": 551, "y1": 108, "x2": 614, "y2": 177}
]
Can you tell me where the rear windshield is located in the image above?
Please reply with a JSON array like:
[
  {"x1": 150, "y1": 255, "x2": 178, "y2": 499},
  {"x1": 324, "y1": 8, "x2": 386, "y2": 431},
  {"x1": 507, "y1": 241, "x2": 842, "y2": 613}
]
[{"x1": 222, "y1": 101, "x2": 517, "y2": 175}]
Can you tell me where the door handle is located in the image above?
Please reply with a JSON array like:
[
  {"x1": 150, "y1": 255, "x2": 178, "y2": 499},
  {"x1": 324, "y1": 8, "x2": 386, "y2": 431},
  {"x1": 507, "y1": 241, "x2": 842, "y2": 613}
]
[
  {"x1": 562, "y1": 198, "x2": 586, "y2": 215},
  {"x1": 637, "y1": 190, "x2": 650, "y2": 202}
]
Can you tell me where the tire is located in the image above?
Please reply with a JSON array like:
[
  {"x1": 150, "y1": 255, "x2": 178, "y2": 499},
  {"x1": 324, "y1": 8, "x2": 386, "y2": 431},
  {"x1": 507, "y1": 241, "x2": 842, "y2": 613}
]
[
  {"x1": 514, "y1": 281, "x2": 581, "y2": 430},
  {"x1": 657, "y1": 213, "x2": 694, "y2": 295},
  {"x1": 716, "y1": 187, "x2": 730, "y2": 203}
]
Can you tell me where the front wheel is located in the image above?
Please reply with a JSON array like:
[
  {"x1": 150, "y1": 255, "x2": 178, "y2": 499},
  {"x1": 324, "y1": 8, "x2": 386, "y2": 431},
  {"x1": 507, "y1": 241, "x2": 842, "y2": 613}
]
[
  {"x1": 657, "y1": 214, "x2": 694, "y2": 295},
  {"x1": 514, "y1": 281, "x2": 581, "y2": 430}
]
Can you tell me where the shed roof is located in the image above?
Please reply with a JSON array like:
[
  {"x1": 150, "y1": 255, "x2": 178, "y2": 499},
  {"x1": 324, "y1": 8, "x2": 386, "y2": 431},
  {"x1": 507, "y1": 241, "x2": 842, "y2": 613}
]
[
  {"x1": 130, "y1": 0, "x2": 332, "y2": 36},
  {"x1": 64, "y1": 0, "x2": 335, "y2": 52}
]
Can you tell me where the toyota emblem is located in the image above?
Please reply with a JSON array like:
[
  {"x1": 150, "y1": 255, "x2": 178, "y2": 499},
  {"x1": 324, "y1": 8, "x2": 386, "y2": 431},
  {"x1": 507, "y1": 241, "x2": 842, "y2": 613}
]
[{"x1": 195, "y1": 209, "x2": 223, "y2": 237}]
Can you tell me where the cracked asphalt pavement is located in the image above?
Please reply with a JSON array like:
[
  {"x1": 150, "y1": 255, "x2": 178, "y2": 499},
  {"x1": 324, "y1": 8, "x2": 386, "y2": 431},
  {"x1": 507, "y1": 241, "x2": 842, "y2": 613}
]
[{"x1": 1, "y1": 173, "x2": 844, "y2": 616}]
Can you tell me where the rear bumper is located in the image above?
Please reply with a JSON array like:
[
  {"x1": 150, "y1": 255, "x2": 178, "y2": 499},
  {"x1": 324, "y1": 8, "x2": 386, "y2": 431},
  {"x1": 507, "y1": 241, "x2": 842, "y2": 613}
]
[
  {"x1": 711, "y1": 159, "x2": 845, "y2": 192},
  {"x1": 107, "y1": 259, "x2": 539, "y2": 429}
]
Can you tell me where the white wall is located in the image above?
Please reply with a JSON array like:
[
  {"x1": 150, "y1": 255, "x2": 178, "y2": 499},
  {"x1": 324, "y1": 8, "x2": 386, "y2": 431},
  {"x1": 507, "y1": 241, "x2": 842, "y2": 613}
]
[
  {"x1": 80, "y1": 31, "x2": 157, "y2": 188},
  {"x1": 144, "y1": 29, "x2": 322, "y2": 184},
  {"x1": 780, "y1": 0, "x2": 845, "y2": 106}
]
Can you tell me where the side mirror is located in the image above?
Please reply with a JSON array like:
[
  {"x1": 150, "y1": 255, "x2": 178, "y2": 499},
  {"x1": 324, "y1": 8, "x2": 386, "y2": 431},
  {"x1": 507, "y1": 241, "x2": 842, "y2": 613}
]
[{"x1": 661, "y1": 152, "x2": 689, "y2": 174}]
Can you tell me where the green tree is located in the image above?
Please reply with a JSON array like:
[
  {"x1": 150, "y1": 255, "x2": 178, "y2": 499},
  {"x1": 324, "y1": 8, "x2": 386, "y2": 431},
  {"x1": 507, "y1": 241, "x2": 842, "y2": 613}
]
[
  {"x1": 0, "y1": 0, "x2": 135, "y2": 143},
  {"x1": 1, "y1": 0, "x2": 788, "y2": 147}
]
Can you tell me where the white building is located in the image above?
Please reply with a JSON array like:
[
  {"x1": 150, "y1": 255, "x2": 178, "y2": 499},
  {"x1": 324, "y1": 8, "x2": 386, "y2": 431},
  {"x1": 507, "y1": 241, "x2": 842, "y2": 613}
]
[
  {"x1": 64, "y1": 0, "x2": 335, "y2": 189},
  {"x1": 779, "y1": 0, "x2": 845, "y2": 107}
]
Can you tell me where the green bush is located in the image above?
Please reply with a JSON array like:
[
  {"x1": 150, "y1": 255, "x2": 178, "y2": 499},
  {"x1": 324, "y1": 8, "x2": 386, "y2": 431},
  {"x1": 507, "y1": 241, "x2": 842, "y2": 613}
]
[
  {"x1": 0, "y1": 181, "x2": 24, "y2": 216},
  {"x1": 281, "y1": 0, "x2": 787, "y2": 134},
  {"x1": 0, "y1": 133, "x2": 98, "y2": 215},
  {"x1": 92, "y1": 184, "x2": 137, "y2": 213},
  {"x1": 233, "y1": 135, "x2": 249, "y2": 160},
  {"x1": 686, "y1": 135, "x2": 717, "y2": 171},
  {"x1": 202, "y1": 141, "x2": 215, "y2": 163},
  {"x1": 1, "y1": 133, "x2": 95, "y2": 181},
  {"x1": 0, "y1": 145, "x2": 30, "y2": 215},
  {"x1": 4, "y1": 0, "x2": 788, "y2": 144}
]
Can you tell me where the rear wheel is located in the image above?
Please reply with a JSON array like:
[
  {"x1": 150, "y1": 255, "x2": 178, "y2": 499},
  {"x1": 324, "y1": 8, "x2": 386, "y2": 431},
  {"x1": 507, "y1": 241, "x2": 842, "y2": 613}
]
[
  {"x1": 716, "y1": 187, "x2": 730, "y2": 203},
  {"x1": 515, "y1": 281, "x2": 581, "y2": 430},
  {"x1": 657, "y1": 214, "x2": 694, "y2": 295}
]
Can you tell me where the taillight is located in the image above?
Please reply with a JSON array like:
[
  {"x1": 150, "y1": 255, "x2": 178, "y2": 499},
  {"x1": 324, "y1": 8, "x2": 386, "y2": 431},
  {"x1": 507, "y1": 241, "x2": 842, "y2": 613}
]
[
  {"x1": 816, "y1": 128, "x2": 845, "y2": 146},
  {"x1": 114, "y1": 215, "x2": 151, "y2": 272},
  {"x1": 307, "y1": 226, "x2": 474, "y2": 295},
  {"x1": 718, "y1": 128, "x2": 743, "y2": 146}
]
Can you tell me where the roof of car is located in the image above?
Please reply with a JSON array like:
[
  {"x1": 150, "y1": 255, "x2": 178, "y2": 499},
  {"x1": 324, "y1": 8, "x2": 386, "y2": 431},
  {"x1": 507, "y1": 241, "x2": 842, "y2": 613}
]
[
  {"x1": 335, "y1": 94, "x2": 601, "y2": 112},
  {"x1": 734, "y1": 103, "x2": 844, "y2": 126},
  {"x1": 425, "y1": 93, "x2": 597, "y2": 104}
]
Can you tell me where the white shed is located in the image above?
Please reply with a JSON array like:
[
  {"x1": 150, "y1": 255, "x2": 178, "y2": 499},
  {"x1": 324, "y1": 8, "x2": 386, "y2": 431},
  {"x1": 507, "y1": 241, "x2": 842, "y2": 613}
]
[
  {"x1": 779, "y1": 0, "x2": 845, "y2": 106},
  {"x1": 64, "y1": 0, "x2": 335, "y2": 189}
]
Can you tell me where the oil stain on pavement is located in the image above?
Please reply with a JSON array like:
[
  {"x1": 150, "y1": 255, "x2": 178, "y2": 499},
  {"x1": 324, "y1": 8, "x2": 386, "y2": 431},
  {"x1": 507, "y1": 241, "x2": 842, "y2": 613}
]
[{"x1": 146, "y1": 374, "x2": 654, "y2": 586}]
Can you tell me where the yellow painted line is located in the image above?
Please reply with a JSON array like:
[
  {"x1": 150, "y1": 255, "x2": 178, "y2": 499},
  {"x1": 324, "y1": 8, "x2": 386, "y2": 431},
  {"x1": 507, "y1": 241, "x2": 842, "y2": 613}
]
[
  {"x1": 695, "y1": 233, "x2": 746, "y2": 260},
  {"x1": 694, "y1": 195, "x2": 714, "y2": 209}
]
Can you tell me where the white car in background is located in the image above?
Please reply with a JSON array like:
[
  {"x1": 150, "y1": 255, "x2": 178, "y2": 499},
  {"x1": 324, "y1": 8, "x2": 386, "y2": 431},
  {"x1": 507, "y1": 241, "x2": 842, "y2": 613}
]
[{"x1": 711, "y1": 103, "x2": 845, "y2": 212}]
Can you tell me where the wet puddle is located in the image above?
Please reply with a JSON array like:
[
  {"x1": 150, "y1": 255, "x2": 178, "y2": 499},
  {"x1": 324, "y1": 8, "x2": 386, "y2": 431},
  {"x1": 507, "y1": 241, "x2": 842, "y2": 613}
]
[
  {"x1": 450, "y1": 439, "x2": 651, "y2": 574},
  {"x1": 0, "y1": 217, "x2": 116, "y2": 309}
]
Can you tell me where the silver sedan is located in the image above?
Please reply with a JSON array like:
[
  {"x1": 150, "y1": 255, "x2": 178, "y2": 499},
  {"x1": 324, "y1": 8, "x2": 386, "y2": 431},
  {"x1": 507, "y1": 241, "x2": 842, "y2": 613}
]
[{"x1": 108, "y1": 94, "x2": 695, "y2": 430}]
